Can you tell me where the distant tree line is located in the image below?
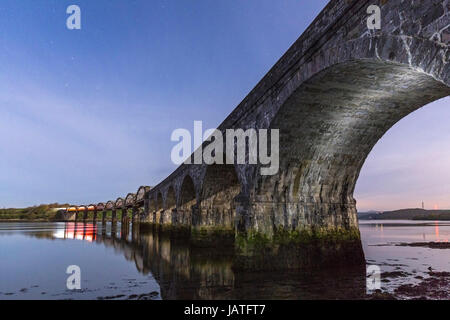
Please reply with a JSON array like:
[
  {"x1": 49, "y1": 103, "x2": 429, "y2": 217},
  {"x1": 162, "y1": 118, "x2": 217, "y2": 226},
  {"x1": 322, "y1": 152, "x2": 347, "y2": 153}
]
[
  {"x1": 0, "y1": 203, "x2": 70, "y2": 221},
  {"x1": 358, "y1": 208, "x2": 450, "y2": 221}
]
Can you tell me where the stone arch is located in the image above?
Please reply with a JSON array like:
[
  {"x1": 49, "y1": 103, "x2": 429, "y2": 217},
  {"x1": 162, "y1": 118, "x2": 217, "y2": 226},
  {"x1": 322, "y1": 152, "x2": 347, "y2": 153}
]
[
  {"x1": 115, "y1": 197, "x2": 124, "y2": 209},
  {"x1": 166, "y1": 186, "x2": 176, "y2": 209},
  {"x1": 136, "y1": 186, "x2": 150, "y2": 204},
  {"x1": 148, "y1": 195, "x2": 156, "y2": 213},
  {"x1": 124, "y1": 193, "x2": 136, "y2": 221},
  {"x1": 200, "y1": 164, "x2": 241, "y2": 228},
  {"x1": 136, "y1": 186, "x2": 151, "y2": 219},
  {"x1": 179, "y1": 175, "x2": 197, "y2": 225},
  {"x1": 159, "y1": 185, "x2": 176, "y2": 224},
  {"x1": 125, "y1": 193, "x2": 136, "y2": 207},
  {"x1": 156, "y1": 191, "x2": 164, "y2": 223},
  {"x1": 165, "y1": 185, "x2": 177, "y2": 224},
  {"x1": 105, "y1": 200, "x2": 114, "y2": 211},
  {"x1": 115, "y1": 197, "x2": 124, "y2": 220},
  {"x1": 248, "y1": 36, "x2": 450, "y2": 238},
  {"x1": 156, "y1": 192, "x2": 163, "y2": 211}
]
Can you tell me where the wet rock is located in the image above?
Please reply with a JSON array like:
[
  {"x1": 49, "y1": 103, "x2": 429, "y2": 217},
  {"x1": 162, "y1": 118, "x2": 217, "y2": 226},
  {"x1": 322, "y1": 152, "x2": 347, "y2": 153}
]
[
  {"x1": 381, "y1": 271, "x2": 410, "y2": 279},
  {"x1": 366, "y1": 290, "x2": 396, "y2": 300},
  {"x1": 97, "y1": 294, "x2": 126, "y2": 300},
  {"x1": 395, "y1": 242, "x2": 450, "y2": 249},
  {"x1": 137, "y1": 291, "x2": 159, "y2": 300},
  {"x1": 394, "y1": 272, "x2": 450, "y2": 299}
]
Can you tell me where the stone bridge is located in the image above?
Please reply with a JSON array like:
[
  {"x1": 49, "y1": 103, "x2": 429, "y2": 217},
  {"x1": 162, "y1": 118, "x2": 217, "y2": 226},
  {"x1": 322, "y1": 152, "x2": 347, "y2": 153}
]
[{"x1": 69, "y1": 0, "x2": 449, "y2": 269}]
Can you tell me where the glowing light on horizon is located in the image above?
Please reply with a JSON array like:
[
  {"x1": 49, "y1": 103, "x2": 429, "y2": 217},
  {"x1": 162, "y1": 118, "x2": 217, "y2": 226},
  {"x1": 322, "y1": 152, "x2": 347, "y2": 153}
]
[{"x1": 435, "y1": 221, "x2": 440, "y2": 242}]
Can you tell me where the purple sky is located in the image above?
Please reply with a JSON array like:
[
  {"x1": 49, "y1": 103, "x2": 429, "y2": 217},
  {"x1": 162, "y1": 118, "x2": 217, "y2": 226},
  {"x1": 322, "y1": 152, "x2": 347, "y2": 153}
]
[
  {"x1": 0, "y1": 0, "x2": 448, "y2": 211},
  {"x1": 355, "y1": 97, "x2": 450, "y2": 211}
]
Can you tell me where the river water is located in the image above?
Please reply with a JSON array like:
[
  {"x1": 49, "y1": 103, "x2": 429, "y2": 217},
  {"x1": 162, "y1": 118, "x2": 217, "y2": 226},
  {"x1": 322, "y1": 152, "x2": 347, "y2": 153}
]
[{"x1": 0, "y1": 220, "x2": 449, "y2": 300}]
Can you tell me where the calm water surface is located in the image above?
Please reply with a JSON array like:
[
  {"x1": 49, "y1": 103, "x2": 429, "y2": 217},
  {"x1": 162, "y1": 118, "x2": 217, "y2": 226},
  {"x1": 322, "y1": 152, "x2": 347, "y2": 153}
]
[
  {"x1": 360, "y1": 220, "x2": 450, "y2": 298},
  {"x1": 0, "y1": 220, "x2": 449, "y2": 299}
]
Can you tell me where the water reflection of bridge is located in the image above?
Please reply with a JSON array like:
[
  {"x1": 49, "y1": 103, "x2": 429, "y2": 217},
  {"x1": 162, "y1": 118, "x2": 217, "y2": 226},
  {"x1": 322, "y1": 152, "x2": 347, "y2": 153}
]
[{"x1": 56, "y1": 222, "x2": 366, "y2": 299}]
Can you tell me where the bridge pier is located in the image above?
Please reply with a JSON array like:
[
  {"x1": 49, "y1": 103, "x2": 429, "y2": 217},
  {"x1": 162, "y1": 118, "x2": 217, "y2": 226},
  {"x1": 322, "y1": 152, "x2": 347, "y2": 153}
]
[
  {"x1": 121, "y1": 219, "x2": 129, "y2": 239},
  {"x1": 157, "y1": 209, "x2": 170, "y2": 231},
  {"x1": 156, "y1": 210, "x2": 162, "y2": 224},
  {"x1": 93, "y1": 209, "x2": 97, "y2": 223},
  {"x1": 83, "y1": 208, "x2": 88, "y2": 221},
  {"x1": 111, "y1": 209, "x2": 117, "y2": 224},
  {"x1": 139, "y1": 196, "x2": 364, "y2": 271},
  {"x1": 132, "y1": 207, "x2": 139, "y2": 223},
  {"x1": 171, "y1": 209, "x2": 178, "y2": 225},
  {"x1": 150, "y1": 211, "x2": 155, "y2": 224},
  {"x1": 228, "y1": 187, "x2": 364, "y2": 271},
  {"x1": 143, "y1": 199, "x2": 149, "y2": 220},
  {"x1": 120, "y1": 209, "x2": 125, "y2": 224},
  {"x1": 189, "y1": 201, "x2": 234, "y2": 247}
]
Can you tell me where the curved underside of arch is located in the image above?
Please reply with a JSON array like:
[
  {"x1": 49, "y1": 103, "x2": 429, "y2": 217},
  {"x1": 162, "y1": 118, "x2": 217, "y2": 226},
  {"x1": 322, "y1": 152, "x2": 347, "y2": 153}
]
[
  {"x1": 200, "y1": 165, "x2": 241, "y2": 228},
  {"x1": 165, "y1": 186, "x2": 177, "y2": 224},
  {"x1": 166, "y1": 186, "x2": 176, "y2": 209},
  {"x1": 148, "y1": 197, "x2": 156, "y2": 213},
  {"x1": 156, "y1": 192, "x2": 164, "y2": 223},
  {"x1": 250, "y1": 59, "x2": 450, "y2": 238},
  {"x1": 179, "y1": 175, "x2": 196, "y2": 225}
]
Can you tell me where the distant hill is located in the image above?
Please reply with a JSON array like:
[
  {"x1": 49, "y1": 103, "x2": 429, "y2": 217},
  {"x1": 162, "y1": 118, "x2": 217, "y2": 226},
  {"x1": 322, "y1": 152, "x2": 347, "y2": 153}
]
[
  {"x1": 357, "y1": 211, "x2": 381, "y2": 219},
  {"x1": 358, "y1": 208, "x2": 450, "y2": 220}
]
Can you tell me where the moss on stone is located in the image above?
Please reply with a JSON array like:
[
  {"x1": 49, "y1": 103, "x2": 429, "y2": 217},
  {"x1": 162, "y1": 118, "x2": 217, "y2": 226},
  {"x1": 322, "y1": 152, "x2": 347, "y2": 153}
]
[
  {"x1": 236, "y1": 226, "x2": 361, "y2": 254},
  {"x1": 139, "y1": 222, "x2": 157, "y2": 232},
  {"x1": 191, "y1": 226, "x2": 235, "y2": 247},
  {"x1": 191, "y1": 226, "x2": 234, "y2": 237},
  {"x1": 234, "y1": 227, "x2": 364, "y2": 271}
]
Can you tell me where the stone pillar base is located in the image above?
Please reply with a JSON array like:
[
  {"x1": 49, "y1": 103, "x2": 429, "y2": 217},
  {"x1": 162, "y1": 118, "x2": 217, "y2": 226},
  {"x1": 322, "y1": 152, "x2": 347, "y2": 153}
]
[
  {"x1": 190, "y1": 226, "x2": 235, "y2": 248},
  {"x1": 233, "y1": 227, "x2": 365, "y2": 271},
  {"x1": 139, "y1": 222, "x2": 191, "y2": 239}
]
